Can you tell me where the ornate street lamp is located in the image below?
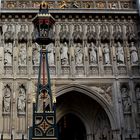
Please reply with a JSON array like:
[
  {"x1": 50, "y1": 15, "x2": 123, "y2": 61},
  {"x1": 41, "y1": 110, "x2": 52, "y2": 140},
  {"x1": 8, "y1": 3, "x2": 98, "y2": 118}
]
[{"x1": 30, "y1": 2, "x2": 57, "y2": 140}]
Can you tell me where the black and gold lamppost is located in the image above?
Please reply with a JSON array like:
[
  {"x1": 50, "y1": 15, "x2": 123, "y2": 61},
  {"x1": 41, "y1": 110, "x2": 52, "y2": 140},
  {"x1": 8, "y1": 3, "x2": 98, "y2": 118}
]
[{"x1": 29, "y1": 2, "x2": 57, "y2": 140}]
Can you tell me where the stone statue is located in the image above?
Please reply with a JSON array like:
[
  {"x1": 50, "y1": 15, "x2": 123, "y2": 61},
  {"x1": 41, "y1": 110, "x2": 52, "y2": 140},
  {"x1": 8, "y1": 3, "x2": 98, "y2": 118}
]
[
  {"x1": 4, "y1": 43, "x2": 13, "y2": 65},
  {"x1": 75, "y1": 43, "x2": 83, "y2": 65},
  {"x1": 59, "y1": 24, "x2": 69, "y2": 41},
  {"x1": 130, "y1": 42, "x2": 138, "y2": 64},
  {"x1": 38, "y1": 92, "x2": 51, "y2": 112},
  {"x1": 18, "y1": 24, "x2": 28, "y2": 42},
  {"x1": 121, "y1": 87, "x2": 131, "y2": 113},
  {"x1": 103, "y1": 43, "x2": 110, "y2": 64},
  {"x1": 47, "y1": 43, "x2": 55, "y2": 65},
  {"x1": 72, "y1": 24, "x2": 83, "y2": 41},
  {"x1": 4, "y1": 24, "x2": 14, "y2": 42},
  {"x1": 88, "y1": 42, "x2": 97, "y2": 64},
  {"x1": 18, "y1": 45, "x2": 27, "y2": 66},
  {"x1": 17, "y1": 86, "x2": 26, "y2": 112},
  {"x1": 32, "y1": 47, "x2": 40, "y2": 65},
  {"x1": 116, "y1": 42, "x2": 124, "y2": 64},
  {"x1": 3, "y1": 85, "x2": 11, "y2": 112},
  {"x1": 60, "y1": 42, "x2": 69, "y2": 65}
]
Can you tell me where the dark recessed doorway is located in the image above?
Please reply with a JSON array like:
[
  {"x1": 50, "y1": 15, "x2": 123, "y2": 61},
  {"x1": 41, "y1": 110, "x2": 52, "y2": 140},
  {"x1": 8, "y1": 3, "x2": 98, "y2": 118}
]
[{"x1": 57, "y1": 113, "x2": 86, "y2": 140}]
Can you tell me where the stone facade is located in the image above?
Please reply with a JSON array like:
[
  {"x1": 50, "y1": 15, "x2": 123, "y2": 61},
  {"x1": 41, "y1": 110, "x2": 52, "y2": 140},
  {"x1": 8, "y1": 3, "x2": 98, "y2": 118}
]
[{"x1": 0, "y1": 0, "x2": 140, "y2": 140}]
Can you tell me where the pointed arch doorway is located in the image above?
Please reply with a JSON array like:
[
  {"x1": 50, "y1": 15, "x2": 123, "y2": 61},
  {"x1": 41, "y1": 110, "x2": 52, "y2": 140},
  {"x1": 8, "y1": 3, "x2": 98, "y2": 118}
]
[
  {"x1": 56, "y1": 85, "x2": 118, "y2": 140},
  {"x1": 57, "y1": 113, "x2": 86, "y2": 140}
]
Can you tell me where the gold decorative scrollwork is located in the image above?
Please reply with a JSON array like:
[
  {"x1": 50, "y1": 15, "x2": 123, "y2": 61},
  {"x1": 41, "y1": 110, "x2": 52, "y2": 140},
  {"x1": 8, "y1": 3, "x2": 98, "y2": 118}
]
[{"x1": 39, "y1": 119, "x2": 50, "y2": 133}]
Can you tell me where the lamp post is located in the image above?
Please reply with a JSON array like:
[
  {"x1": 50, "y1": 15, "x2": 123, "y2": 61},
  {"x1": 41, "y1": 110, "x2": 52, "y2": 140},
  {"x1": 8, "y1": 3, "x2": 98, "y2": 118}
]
[{"x1": 30, "y1": 2, "x2": 57, "y2": 140}]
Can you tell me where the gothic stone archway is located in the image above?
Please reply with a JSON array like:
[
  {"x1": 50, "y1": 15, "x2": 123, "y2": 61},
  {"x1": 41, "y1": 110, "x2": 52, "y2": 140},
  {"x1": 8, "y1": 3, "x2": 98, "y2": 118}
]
[{"x1": 56, "y1": 84, "x2": 118, "y2": 140}]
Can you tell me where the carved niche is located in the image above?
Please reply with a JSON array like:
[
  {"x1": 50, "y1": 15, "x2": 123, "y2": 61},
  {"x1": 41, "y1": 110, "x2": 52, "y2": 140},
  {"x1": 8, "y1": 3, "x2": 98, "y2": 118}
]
[
  {"x1": 4, "y1": 24, "x2": 14, "y2": 43},
  {"x1": 18, "y1": 24, "x2": 28, "y2": 43}
]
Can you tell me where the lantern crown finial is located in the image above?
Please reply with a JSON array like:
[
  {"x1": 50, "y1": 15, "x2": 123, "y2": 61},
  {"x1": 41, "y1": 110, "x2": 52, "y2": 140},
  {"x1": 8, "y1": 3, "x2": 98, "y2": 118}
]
[{"x1": 39, "y1": 1, "x2": 49, "y2": 14}]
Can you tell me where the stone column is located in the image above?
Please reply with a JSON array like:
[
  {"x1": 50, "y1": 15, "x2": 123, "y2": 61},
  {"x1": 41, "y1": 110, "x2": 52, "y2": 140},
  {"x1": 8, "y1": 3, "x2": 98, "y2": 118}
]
[
  {"x1": 115, "y1": 80, "x2": 125, "y2": 139},
  {"x1": 27, "y1": 41, "x2": 32, "y2": 77},
  {"x1": 12, "y1": 81, "x2": 16, "y2": 139},
  {"x1": 87, "y1": 133, "x2": 93, "y2": 140},
  {"x1": 70, "y1": 40, "x2": 75, "y2": 77},
  {"x1": 84, "y1": 40, "x2": 89, "y2": 76},
  {"x1": 0, "y1": 45, "x2": 4, "y2": 75},
  {"x1": 56, "y1": 41, "x2": 61, "y2": 76},
  {"x1": 129, "y1": 79, "x2": 137, "y2": 137},
  {"x1": 98, "y1": 40, "x2": 104, "y2": 76},
  {"x1": 13, "y1": 40, "x2": 18, "y2": 76},
  {"x1": 0, "y1": 81, "x2": 3, "y2": 133}
]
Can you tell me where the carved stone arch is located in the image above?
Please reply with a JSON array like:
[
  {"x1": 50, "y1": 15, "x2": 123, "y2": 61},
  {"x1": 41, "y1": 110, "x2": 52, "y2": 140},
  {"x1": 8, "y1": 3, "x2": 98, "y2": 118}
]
[
  {"x1": 57, "y1": 107, "x2": 89, "y2": 134},
  {"x1": 100, "y1": 24, "x2": 110, "y2": 43},
  {"x1": 56, "y1": 84, "x2": 118, "y2": 130},
  {"x1": 72, "y1": 24, "x2": 83, "y2": 43}
]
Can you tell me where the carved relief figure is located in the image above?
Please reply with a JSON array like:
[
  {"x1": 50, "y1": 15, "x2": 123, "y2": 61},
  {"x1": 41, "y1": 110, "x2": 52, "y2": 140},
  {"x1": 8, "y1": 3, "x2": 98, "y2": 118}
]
[
  {"x1": 18, "y1": 24, "x2": 28, "y2": 42},
  {"x1": 60, "y1": 42, "x2": 69, "y2": 65},
  {"x1": 18, "y1": 45, "x2": 27, "y2": 65},
  {"x1": 121, "y1": 87, "x2": 131, "y2": 113},
  {"x1": 3, "y1": 85, "x2": 11, "y2": 112},
  {"x1": 103, "y1": 43, "x2": 110, "y2": 64},
  {"x1": 32, "y1": 47, "x2": 40, "y2": 65},
  {"x1": 17, "y1": 86, "x2": 26, "y2": 113},
  {"x1": 59, "y1": 24, "x2": 69, "y2": 42},
  {"x1": 75, "y1": 43, "x2": 83, "y2": 65},
  {"x1": 4, "y1": 43, "x2": 13, "y2": 65},
  {"x1": 4, "y1": 24, "x2": 14, "y2": 42},
  {"x1": 47, "y1": 43, "x2": 55, "y2": 65},
  {"x1": 38, "y1": 91, "x2": 51, "y2": 112},
  {"x1": 72, "y1": 24, "x2": 83, "y2": 41},
  {"x1": 116, "y1": 42, "x2": 124, "y2": 64},
  {"x1": 88, "y1": 42, "x2": 97, "y2": 64},
  {"x1": 130, "y1": 42, "x2": 138, "y2": 64}
]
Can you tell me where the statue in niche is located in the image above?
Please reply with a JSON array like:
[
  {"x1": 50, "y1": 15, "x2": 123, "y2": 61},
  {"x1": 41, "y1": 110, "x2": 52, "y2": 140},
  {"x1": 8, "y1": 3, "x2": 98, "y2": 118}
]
[
  {"x1": 121, "y1": 87, "x2": 131, "y2": 113},
  {"x1": 72, "y1": 24, "x2": 83, "y2": 41},
  {"x1": 86, "y1": 25, "x2": 96, "y2": 41},
  {"x1": 3, "y1": 85, "x2": 11, "y2": 112},
  {"x1": 130, "y1": 42, "x2": 138, "y2": 64},
  {"x1": 32, "y1": 45, "x2": 40, "y2": 65},
  {"x1": 135, "y1": 87, "x2": 140, "y2": 112},
  {"x1": 88, "y1": 42, "x2": 97, "y2": 64},
  {"x1": 113, "y1": 25, "x2": 123, "y2": 40},
  {"x1": 60, "y1": 42, "x2": 69, "y2": 65},
  {"x1": 38, "y1": 91, "x2": 51, "y2": 112},
  {"x1": 103, "y1": 43, "x2": 110, "y2": 64},
  {"x1": 18, "y1": 45, "x2": 27, "y2": 66},
  {"x1": 18, "y1": 24, "x2": 28, "y2": 42},
  {"x1": 116, "y1": 42, "x2": 124, "y2": 64},
  {"x1": 75, "y1": 43, "x2": 83, "y2": 65},
  {"x1": 101, "y1": 25, "x2": 109, "y2": 40},
  {"x1": 59, "y1": 24, "x2": 69, "y2": 41},
  {"x1": 4, "y1": 24, "x2": 14, "y2": 42},
  {"x1": 47, "y1": 43, "x2": 55, "y2": 65},
  {"x1": 4, "y1": 43, "x2": 13, "y2": 65},
  {"x1": 17, "y1": 86, "x2": 26, "y2": 113}
]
